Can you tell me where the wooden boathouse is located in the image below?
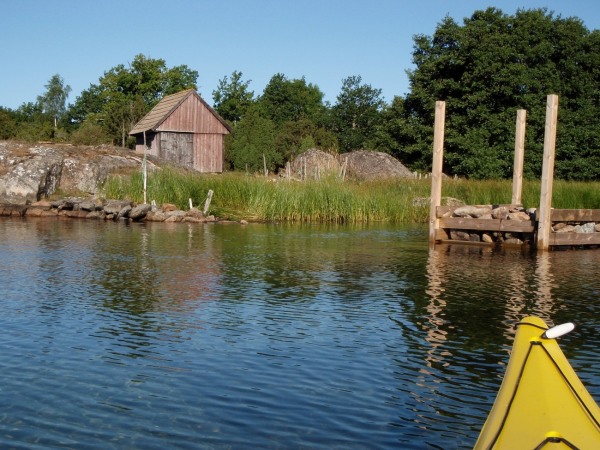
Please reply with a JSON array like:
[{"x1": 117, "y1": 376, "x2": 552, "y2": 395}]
[
  {"x1": 129, "y1": 89, "x2": 231, "y2": 173},
  {"x1": 429, "y1": 95, "x2": 600, "y2": 251}
]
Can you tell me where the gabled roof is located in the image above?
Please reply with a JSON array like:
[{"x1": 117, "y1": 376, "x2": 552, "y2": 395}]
[{"x1": 129, "y1": 89, "x2": 231, "y2": 135}]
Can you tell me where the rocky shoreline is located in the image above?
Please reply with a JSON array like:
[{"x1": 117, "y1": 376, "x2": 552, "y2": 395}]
[
  {"x1": 0, "y1": 142, "x2": 243, "y2": 225},
  {"x1": 0, "y1": 141, "x2": 151, "y2": 205},
  {"x1": 0, "y1": 197, "x2": 246, "y2": 225}
]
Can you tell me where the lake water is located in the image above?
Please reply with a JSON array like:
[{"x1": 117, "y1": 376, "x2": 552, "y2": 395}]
[{"x1": 1, "y1": 218, "x2": 599, "y2": 449}]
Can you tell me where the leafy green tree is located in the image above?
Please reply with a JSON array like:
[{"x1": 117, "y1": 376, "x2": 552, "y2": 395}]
[
  {"x1": 404, "y1": 7, "x2": 600, "y2": 179},
  {"x1": 161, "y1": 63, "x2": 199, "y2": 98},
  {"x1": 258, "y1": 73, "x2": 326, "y2": 126},
  {"x1": 103, "y1": 94, "x2": 147, "y2": 147},
  {"x1": 64, "y1": 84, "x2": 105, "y2": 128},
  {"x1": 275, "y1": 119, "x2": 338, "y2": 163},
  {"x1": 99, "y1": 54, "x2": 198, "y2": 107},
  {"x1": 212, "y1": 70, "x2": 255, "y2": 124},
  {"x1": 373, "y1": 96, "x2": 428, "y2": 170},
  {"x1": 37, "y1": 74, "x2": 71, "y2": 129},
  {"x1": 228, "y1": 105, "x2": 279, "y2": 172},
  {"x1": 331, "y1": 75, "x2": 385, "y2": 153},
  {"x1": 12, "y1": 102, "x2": 53, "y2": 141},
  {"x1": 224, "y1": 73, "x2": 333, "y2": 170},
  {"x1": 67, "y1": 54, "x2": 198, "y2": 146}
]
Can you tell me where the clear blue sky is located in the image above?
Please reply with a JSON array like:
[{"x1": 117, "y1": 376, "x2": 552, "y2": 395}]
[{"x1": 1, "y1": 0, "x2": 599, "y2": 110}]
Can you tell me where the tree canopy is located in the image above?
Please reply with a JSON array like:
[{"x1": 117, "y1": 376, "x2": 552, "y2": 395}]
[
  {"x1": 68, "y1": 54, "x2": 198, "y2": 146},
  {"x1": 212, "y1": 70, "x2": 255, "y2": 124},
  {"x1": 332, "y1": 75, "x2": 386, "y2": 153},
  {"x1": 37, "y1": 74, "x2": 71, "y2": 130},
  {"x1": 402, "y1": 7, "x2": 600, "y2": 179},
  {"x1": 2, "y1": 8, "x2": 600, "y2": 180}
]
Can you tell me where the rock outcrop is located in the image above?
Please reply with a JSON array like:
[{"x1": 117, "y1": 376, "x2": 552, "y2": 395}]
[
  {"x1": 287, "y1": 148, "x2": 415, "y2": 181},
  {"x1": 287, "y1": 148, "x2": 340, "y2": 179},
  {"x1": 340, "y1": 150, "x2": 414, "y2": 180},
  {"x1": 0, "y1": 141, "x2": 150, "y2": 205}
]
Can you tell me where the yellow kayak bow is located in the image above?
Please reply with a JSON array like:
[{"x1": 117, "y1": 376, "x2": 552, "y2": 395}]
[{"x1": 474, "y1": 316, "x2": 600, "y2": 449}]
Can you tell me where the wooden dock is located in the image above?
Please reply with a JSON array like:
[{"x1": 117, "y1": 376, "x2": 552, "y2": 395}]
[{"x1": 429, "y1": 95, "x2": 600, "y2": 251}]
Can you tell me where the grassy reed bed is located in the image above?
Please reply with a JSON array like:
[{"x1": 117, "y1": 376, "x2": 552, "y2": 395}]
[
  {"x1": 441, "y1": 179, "x2": 600, "y2": 210},
  {"x1": 102, "y1": 168, "x2": 600, "y2": 223}
]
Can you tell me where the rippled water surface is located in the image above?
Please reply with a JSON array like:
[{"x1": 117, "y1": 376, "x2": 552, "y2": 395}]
[{"x1": 1, "y1": 218, "x2": 599, "y2": 449}]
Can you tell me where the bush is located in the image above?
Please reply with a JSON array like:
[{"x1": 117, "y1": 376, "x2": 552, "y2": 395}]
[
  {"x1": 15, "y1": 122, "x2": 54, "y2": 142},
  {"x1": 70, "y1": 121, "x2": 112, "y2": 145}
]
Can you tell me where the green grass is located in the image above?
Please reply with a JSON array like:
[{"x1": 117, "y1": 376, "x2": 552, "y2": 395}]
[{"x1": 102, "y1": 168, "x2": 600, "y2": 223}]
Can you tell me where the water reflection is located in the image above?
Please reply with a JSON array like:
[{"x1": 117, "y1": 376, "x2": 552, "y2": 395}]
[
  {"x1": 422, "y1": 244, "x2": 565, "y2": 344},
  {"x1": 419, "y1": 242, "x2": 600, "y2": 443},
  {"x1": 424, "y1": 247, "x2": 449, "y2": 370},
  {"x1": 0, "y1": 219, "x2": 599, "y2": 449}
]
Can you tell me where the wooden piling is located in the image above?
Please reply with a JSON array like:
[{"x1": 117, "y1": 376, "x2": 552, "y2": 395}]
[
  {"x1": 203, "y1": 189, "x2": 214, "y2": 216},
  {"x1": 512, "y1": 109, "x2": 526, "y2": 206},
  {"x1": 537, "y1": 95, "x2": 559, "y2": 251},
  {"x1": 429, "y1": 101, "x2": 446, "y2": 245}
]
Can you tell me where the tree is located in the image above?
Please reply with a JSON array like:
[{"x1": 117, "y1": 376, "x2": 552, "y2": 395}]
[
  {"x1": 274, "y1": 119, "x2": 338, "y2": 163},
  {"x1": 373, "y1": 96, "x2": 429, "y2": 170},
  {"x1": 37, "y1": 74, "x2": 71, "y2": 129},
  {"x1": 13, "y1": 101, "x2": 53, "y2": 141},
  {"x1": 331, "y1": 75, "x2": 386, "y2": 153},
  {"x1": 67, "y1": 54, "x2": 198, "y2": 146},
  {"x1": 227, "y1": 105, "x2": 279, "y2": 172},
  {"x1": 161, "y1": 63, "x2": 199, "y2": 98},
  {"x1": 404, "y1": 8, "x2": 600, "y2": 179},
  {"x1": 212, "y1": 70, "x2": 255, "y2": 124},
  {"x1": 99, "y1": 54, "x2": 198, "y2": 107},
  {"x1": 103, "y1": 94, "x2": 147, "y2": 147},
  {"x1": 64, "y1": 84, "x2": 105, "y2": 129},
  {"x1": 258, "y1": 73, "x2": 326, "y2": 126}
]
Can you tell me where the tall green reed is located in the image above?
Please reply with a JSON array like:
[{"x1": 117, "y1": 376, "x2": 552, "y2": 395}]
[{"x1": 102, "y1": 168, "x2": 600, "y2": 223}]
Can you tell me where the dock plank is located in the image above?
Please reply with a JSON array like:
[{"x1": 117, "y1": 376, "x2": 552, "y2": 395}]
[
  {"x1": 549, "y1": 232, "x2": 600, "y2": 246},
  {"x1": 551, "y1": 209, "x2": 600, "y2": 222},
  {"x1": 439, "y1": 217, "x2": 535, "y2": 233}
]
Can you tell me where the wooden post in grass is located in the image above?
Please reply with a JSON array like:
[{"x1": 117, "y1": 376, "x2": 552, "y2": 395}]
[
  {"x1": 143, "y1": 131, "x2": 148, "y2": 205},
  {"x1": 263, "y1": 154, "x2": 268, "y2": 177},
  {"x1": 203, "y1": 190, "x2": 214, "y2": 216},
  {"x1": 537, "y1": 95, "x2": 559, "y2": 251},
  {"x1": 429, "y1": 101, "x2": 446, "y2": 245},
  {"x1": 512, "y1": 109, "x2": 527, "y2": 206}
]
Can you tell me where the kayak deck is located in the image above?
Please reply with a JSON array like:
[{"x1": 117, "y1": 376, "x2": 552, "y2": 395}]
[{"x1": 474, "y1": 316, "x2": 600, "y2": 449}]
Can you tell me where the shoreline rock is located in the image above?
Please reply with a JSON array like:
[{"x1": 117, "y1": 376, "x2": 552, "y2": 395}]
[
  {"x1": 0, "y1": 141, "x2": 151, "y2": 205},
  {"x1": 0, "y1": 198, "x2": 225, "y2": 224}
]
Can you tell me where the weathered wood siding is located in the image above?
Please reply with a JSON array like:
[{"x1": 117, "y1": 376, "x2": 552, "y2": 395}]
[
  {"x1": 135, "y1": 132, "x2": 159, "y2": 156},
  {"x1": 160, "y1": 132, "x2": 193, "y2": 166},
  {"x1": 194, "y1": 134, "x2": 224, "y2": 173},
  {"x1": 136, "y1": 132, "x2": 224, "y2": 172},
  {"x1": 157, "y1": 95, "x2": 229, "y2": 134},
  {"x1": 131, "y1": 90, "x2": 230, "y2": 173}
]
